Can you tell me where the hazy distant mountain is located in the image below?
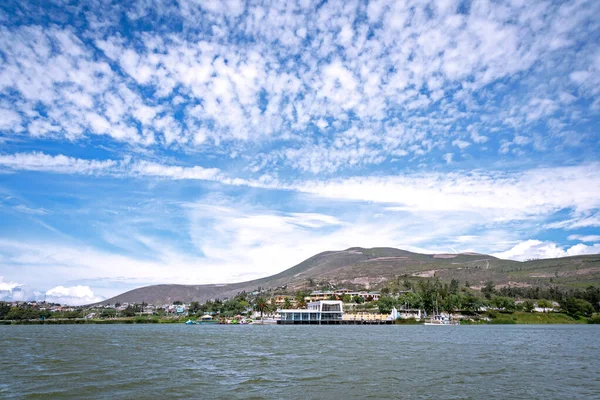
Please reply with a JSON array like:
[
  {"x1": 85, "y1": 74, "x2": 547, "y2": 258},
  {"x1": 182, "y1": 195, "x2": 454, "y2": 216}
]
[{"x1": 95, "y1": 247, "x2": 600, "y2": 305}]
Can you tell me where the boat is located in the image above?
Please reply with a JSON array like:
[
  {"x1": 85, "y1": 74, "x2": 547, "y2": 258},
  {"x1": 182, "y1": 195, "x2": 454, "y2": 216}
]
[
  {"x1": 424, "y1": 297, "x2": 459, "y2": 325},
  {"x1": 251, "y1": 318, "x2": 278, "y2": 325},
  {"x1": 424, "y1": 314, "x2": 459, "y2": 326}
]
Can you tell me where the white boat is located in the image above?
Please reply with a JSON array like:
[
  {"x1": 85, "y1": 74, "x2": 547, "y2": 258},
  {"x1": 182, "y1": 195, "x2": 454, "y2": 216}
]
[
  {"x1": 424, "y1": 314, "x2": 459, "y2": 326},
  {"x1": 251, "y1": 318, "x2": 278, "y2": 325}
]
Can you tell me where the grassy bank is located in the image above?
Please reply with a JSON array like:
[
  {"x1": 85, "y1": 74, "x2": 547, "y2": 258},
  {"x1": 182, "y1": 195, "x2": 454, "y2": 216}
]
[
  {"x1": 3, "y1": 317, "x2": 186, "y2": 325},
  {"x1": 394, "y1": 318, "x2": 423, "y2": 325},
  {"x1": 484, "y1": 312, "x2": 588, "y2": 324}
]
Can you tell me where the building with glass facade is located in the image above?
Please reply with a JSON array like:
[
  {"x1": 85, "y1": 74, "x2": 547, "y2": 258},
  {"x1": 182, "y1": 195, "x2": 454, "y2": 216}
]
[{"x1": 278, "y1": 300, "x2": 343, "y2": 324}]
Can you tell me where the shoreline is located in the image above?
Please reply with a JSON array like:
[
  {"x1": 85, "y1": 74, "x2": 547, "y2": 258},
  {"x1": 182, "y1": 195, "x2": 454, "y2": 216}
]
[{"x1": 2, "y1": 312, "x2": 598, "y2": 325}]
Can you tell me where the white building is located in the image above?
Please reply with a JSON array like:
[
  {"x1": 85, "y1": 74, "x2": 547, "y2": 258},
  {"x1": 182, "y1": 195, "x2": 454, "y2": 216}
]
[{"x1": 278, "y1": 300, "x2": 344, "y2": 324}]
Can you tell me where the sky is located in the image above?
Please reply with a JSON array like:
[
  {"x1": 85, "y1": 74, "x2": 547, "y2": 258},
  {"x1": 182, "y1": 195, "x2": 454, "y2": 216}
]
[{"x1": 0, "y1": 0, "x2": 599, "y2": 305}]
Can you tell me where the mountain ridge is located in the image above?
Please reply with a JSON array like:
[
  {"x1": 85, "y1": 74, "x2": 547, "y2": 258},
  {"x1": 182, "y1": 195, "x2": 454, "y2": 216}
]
[{"x1": 94, "y1": 247, "x2": 600, "y2": 305}]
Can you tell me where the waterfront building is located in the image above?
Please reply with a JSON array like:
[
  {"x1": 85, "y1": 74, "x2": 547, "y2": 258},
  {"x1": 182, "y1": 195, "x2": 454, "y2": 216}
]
[
  {"x1": 271, "y1": 294, "x2": 295, "y2": 307},
  {"x1": 307, "y1": 290, "x2": 382, "y2": 302},
  {"x1": 278, "y1": 300, "x2": 343, "y2": 324},
  {"x1": 308, "y1": 291, "x2": 335, "y2": 301}
]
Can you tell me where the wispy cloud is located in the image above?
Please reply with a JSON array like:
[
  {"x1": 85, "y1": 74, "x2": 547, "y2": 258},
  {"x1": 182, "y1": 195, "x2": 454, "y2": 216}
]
[{"x1": 2, "y1": 152, "x2": 599, "y2": 222}]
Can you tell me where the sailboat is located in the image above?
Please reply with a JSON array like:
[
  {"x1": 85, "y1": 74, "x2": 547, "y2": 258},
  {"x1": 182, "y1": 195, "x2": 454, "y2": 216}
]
[
  {"x1": 424, "y1": 297, "x2": 459, "y2": 326},
  {"x1": 424, "y1": 314, "x2": 459, "y2": 325}
]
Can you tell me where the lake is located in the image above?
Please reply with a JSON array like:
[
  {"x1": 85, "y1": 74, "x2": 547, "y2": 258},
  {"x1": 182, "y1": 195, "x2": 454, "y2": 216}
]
[{"x1": 1, "y1": 325, "x2": 599, "y2": 399}]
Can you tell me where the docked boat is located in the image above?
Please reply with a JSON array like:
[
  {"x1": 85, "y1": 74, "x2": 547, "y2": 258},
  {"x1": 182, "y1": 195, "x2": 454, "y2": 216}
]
[{"x1": 424, "y1": 314, "x2": 459, "y2": 326}]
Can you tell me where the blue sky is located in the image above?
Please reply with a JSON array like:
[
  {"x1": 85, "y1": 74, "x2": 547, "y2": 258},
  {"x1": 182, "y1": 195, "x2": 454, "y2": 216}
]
[{"x1": 0, "y1": 0, "x2": 599, "y2": 304}]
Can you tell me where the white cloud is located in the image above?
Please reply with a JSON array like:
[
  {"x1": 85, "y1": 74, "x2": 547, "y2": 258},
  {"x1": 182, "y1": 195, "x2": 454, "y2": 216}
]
[
  {"x1": 0, "y1": 276, "x2": 41, "y2": 302},
  {"x1": 13, "y1": 205, "x2": 49, "y2": 215},
  {"x1": 45, "y1": 285, "x2": 104, "y2": 306},
  {"x1": 452, "y1": 139, "x2": 471, "y2": 150},
  {"x1": 470, "y1": 130, "x2": 488, "y2": 144},
  {"x1": 0, "y1": 152, "x2": 118, "y2": 175},
  {"x1": 493, "y1": 239, "x2": 600, "y2": 261},
  {"x1": 292, "y1": 163, "x2": 600, "y2": 219},
  {"x1": 130, "y1": 161, "x2": 222, "y2": 181},
  {"x1": 0, "y1": 152, "x2": 222, "y2": 181},
  {"x1": 545, "y1": 213, "x2": 600, "y2": 230},
  {"x1": 0, "y1": 109, "x2": 22, "y2": 132},
  {"x1": 567, "y1": 234, "x2": 600, "y2": 242},
  {"x1": 0, "y1": 276, "x2": 20, "y2": 292},
  {"x1": 0, "y1": 276, "x2": 103, "y2": 305},
  {"x1": 0, "y1": 1, "x2": 597, "y2": 171}
]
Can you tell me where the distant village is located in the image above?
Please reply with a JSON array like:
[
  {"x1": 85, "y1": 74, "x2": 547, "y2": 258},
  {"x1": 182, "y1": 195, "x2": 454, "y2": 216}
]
[{"x1": 4, "y1": 281, "x2": 593, "y2": 325}]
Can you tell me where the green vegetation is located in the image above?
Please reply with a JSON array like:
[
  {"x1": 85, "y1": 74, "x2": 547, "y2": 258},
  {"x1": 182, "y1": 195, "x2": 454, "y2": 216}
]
[
  {"x1": 254, "y1": 297, "x2": 270, "y2": 322},
  {"x1": 561, "y1": 298, "x2": 595, "y2": 318},
  {"x1": 373, "y1": 278, "x2": 600, "y2": 324},
  {"x1": 589, "y1": 314, "x2": 600, "y2": 324},
  {"x1": 482, "y1": 311, "x2": 585, "y2": 324},
  {"x1": 2, "y1": 275, "x2": 599, "y2": 325},
  {"x1": 393, "y1": 318, "x2": 422, "y2": 325}
]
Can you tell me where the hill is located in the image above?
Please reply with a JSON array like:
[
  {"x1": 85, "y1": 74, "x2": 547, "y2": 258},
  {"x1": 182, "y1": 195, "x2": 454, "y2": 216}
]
[{"x1": 95, "y1": 247, "x2": 600, "y2": 305}]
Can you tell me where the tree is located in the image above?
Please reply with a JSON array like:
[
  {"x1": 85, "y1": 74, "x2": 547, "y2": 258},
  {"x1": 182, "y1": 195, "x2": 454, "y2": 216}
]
[
  {"x1": 100, "y1": 308, "x2": 117, "y2": 318},
  {"x1": 0, "y1": 302, "x2": 10, "y2": 319},
  {"x1": 189, "y1": 302, "x2": 201, "y2": 314},
  {"x1": 398, "y1": 292, "x2": 422, "y2": 310},
  {"x1": 353, "y1": 295, "x2": 365, "y2": 304},
  {"x1": 462, "y1": 293, "x2": 483, "y2": 313},
  {"x1": 442, "y1": 294, "x2": 461, "y2": 313},
  {"x1": 283, "y1": 298, "x2": 292, "y2": 309},
  {"x1": 341, "y1": 294, "x2": 352, "y2": 303},
  {"x1": 222, "y1": 298, "x2": 248, "y2": 315},
  {"x1": 418, "y1": 279, "x2": 443, "y2": 313},
  {"x1": 297, "y1": 298, "x2": 307, "y2": 309},
  {"x1": 173, "y1": 300, "x2": 183, "y2": 305},
  {"x1": 121, "y1": 306, "x2": 136, "y2": 317},
  {"x1": 449, "y1": 279, "x2": 459, "y2": 295},
  {"x1": 482, "y1": 281, "x2": 495, "y2": 300},
  {"x1": 296, "y1": 291, "x2": 309, "y2": 307},
  {"x1": 522, "y1": 300, "x2": 535, "y2": 312},
  {"x1": 254, "y1": 297, "x2": 269, "y2": 323},
  {"x1": 537, "y1": 299, "x2": 553, "y2": 309},
  {"x1": 381, "y1": 287, "x2": 390, "y2": 295},
  {"x1": 6, "y1": 307, "x2": 25, "y2": 320},
  {"x1": 561, "y1": 298, "x2": 594, "y2": 318},
  {"x1": 377, "y1": 295, "x2": 396, "y2": 314},
  {"x1": 583, "y1": 286, "x2": 600, "y2": 311},
  {"x1": 491, "y1": 296, "x2": 515, "y2": 311},
  {"x1": 63, "y1": 310, "x2": 82, "y2": 319}
]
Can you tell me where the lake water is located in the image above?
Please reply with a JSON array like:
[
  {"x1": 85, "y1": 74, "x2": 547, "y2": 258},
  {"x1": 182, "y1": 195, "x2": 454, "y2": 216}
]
[{"x1": 1, "y1": 324, "x2": 599, "y2": 399}]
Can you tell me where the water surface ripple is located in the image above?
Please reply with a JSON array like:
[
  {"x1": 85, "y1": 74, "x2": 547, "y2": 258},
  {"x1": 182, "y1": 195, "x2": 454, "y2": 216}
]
[{"x1": 1, "y1": 325, "x2": 599, "y2": 399}]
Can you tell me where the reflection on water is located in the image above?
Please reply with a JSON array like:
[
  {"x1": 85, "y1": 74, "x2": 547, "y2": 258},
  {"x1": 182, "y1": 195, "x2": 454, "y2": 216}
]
[{"x1": 1, "y1": 325, "x2": 599, "y2": 399}]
